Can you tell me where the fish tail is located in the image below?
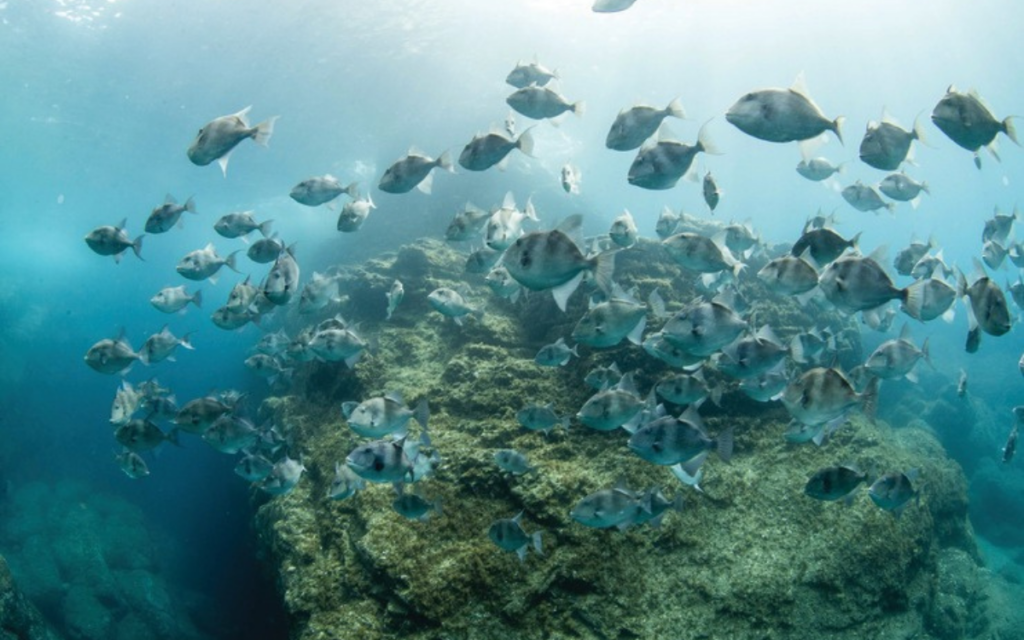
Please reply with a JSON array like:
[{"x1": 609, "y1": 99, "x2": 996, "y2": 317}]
[
  {"x1": 252, "y1": 116, "x2": 279, "y2": 147},
  {"x1": 1004, "y1": 116, "x2": 1019, "y2": 146},
  {"x1": 131, "y1": 234, "x2": 145, "y2": 261}
]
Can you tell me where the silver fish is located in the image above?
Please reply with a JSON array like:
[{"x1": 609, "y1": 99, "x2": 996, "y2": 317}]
[
  {"x1": 289, "y1": 175, "x2": 357, "y2": 207},
  {"x1": 145, "y1": 194, "x2": 197, "y2": 234},
  {"x1": 187, "y1": 106, "x2": 277, "y2": 176},
  {"x1": 605, "y1": 98, "x2": 685, "y2": 151},
  {"x1": 84, "y1": 218, "x2": 143, "y2": 263},
  {"x1": 378, "y1": 148, "x2": 453, "y2": 194}
]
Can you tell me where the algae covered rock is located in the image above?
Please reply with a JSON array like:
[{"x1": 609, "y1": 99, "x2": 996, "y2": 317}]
[{"x1": 254, "y1": 237, "x2": 986, "y2": 640}]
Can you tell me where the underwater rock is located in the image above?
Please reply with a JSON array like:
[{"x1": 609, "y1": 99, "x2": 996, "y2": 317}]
[
  {"x1": 254, "y1": 237, "x2": 989, "y2": 640},
  {"x1": 0, "y1": 553, "x2": 62, "y2": 640}
]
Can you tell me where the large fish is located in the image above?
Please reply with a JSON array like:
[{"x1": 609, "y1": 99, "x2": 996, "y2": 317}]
[{"x1": 187, "y1": 106, "x2": 277, "y2": 176}]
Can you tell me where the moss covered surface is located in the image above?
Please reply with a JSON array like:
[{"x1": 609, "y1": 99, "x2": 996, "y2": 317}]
[{"x1": 254, "y1": 238, "x2": 989, "y2": 640}]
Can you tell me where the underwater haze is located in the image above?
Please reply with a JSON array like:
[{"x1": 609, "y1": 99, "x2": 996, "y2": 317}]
[{"x1": 2, "y1": 0, "x2": 1024, "y2": 638}]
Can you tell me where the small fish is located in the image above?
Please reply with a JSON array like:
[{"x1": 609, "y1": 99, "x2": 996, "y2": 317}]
[
  {"x1": 392, "y1": 486, "x2": 442, "y2": 522},
  {"x1": 859, "y1": 112, "x2": 925, "y2": 171},
  {"x1": 84, "y1": 218, "x2": 144, "y2": 263},
  {"x1": 342, "y1": 392, "x2": 428, "y2": 439},
  {"x1": 726, "y1": 75, "x2": 844, "y2": 144},
  {"x1": 263, "y1": 246, "x2": 300, "y2": 306},
  {"x1": 488, "y1": 512, "x2": 542, "y2": 562},
  {"x1": 516, "y1": 403, "x2": 570, "y2": 435},
  {"x1": 505, "y1": 60, "x2": 558, "y2": 89},
  {"x1": 187, "y1": 106, "x2": 278, "y2": 176},
  {"x1": 605, "y1": 98, "x2": 685, "y2": 151},
  {"x1": 445, "y1": 203, "x2": 490, "y2": 242},
  {"x1": 459, "y1": 127, "x2": 534, "y2": 172},
  {"x1": 428, "y1": 288, "x2": 483, "y2": 326},
  {"x1": 878, "y1": 173, "x2": 929, "y2": 202},
  {"x1": 560, "y1": 163, "x2": 581, "y2": 195},
  {"x1": 534, "y1": 337, "x2": 577, "y2": 367},
  {"x1": 804, "y1": 466, "x2": 867, "y2": 502},
  {"x1": 868, "y1": 470, "x2": 919, "y2": 516},
  {"x1": 337, "y1": 195, "x2": 376, "y2": 233},
  {"x1": 176, "y1": 243, "x2": 239, "y2": 282},
  {"x1": 493, "y1": 450, "x2": 536, "y2": 476},
  {"x1": 116, "y1": 450, "x2": 150, "y2": 479},
  {"x1": 842, "y1": 182, "x2": 893, "y2": 213},
  {"x1": 260, "y1": 456, "x2": 306, "y2": 496},
  {"x1": 506, "y1": 85, "x2": 583, "y2": 120},
  {"x1": 139, "y1": 326, "x2": 194, "y2": 365},
  {"x1": 247, "y1": 236, "x2": 285, "y2": 264},
  {"x1": 386, "y1": 280, "x2": 404, "y2": 320},
  {"x1": 214, "y1": 211, "x2": 273, "y2": 240},
  {"x1": 931, "y1": 86, "x2": 1017, "y2": 168},
  {"x1": 235, "y1": 452, "x2": 274, "y2": 483},
  {"x1": 145, "y1": 194, "x2": 197, "y2": 234},
  {"x1": 326, "y1": 462, "x2": 365, "y2": 501},
  {"x1": 84, "y1": 331, "x2": 142, "y2": 375},
  {"x1": 796, "y1": 157, "x2": 842, "y2": 181},
  {"x1": 378, "y1": 148, "x2": 454, "y2": 195},
  {"x1": 150, "y1": 285, "x2": 202, "y2": 313},
  {"x1": 628, "y1": 124, "x2": 715, "y2": 190},
  {"x1": 702, "y1": 172, "x2": 721, "y2": 212},
  {"x1": 290, "y1": 175, "x2": 358, "y2": 207}
]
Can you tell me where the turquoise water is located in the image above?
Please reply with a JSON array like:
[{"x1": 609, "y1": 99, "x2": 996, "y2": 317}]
[{"x1": 1, "y1": 0, "x2": 1023, "y2": 637}]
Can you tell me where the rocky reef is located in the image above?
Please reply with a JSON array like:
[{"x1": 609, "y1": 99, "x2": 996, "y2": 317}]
[{"x1": 253, "y1": 237, "x2": 1009, "y2": 640}]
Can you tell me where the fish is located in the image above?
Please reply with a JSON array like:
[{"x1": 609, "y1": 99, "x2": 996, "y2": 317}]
[
  {"x1": 662, "y1": 232, "x2": 743, "y2": 277},
  {"x1": 427, "y1": 288, "x2": 483, "y2": 326},
  {"x1": 716, "y1": 326, "x2": 789, "y2": 380},
  {"x1": 868, "y1": 470, "x2": 919, "y2": 517},
  {"x1": 110, "y1": 381, "x2": 144, "y2": 426},
  {"x1": 247, "y1": 236, "x2": 285, "y2": 264},
  {"x1": 791, "y1": 228, "x2": 859, "y2": 266},
  {"x1": 819, "y1": 251, "x2": 908, "y2": 314},
  {"x1": 661, "y1": 300, "x2": 748, "y2": 357},
  {"x1": 726, "y1": 75, "x2": 844, "y2": 144},
  {"x1": 139, "y1": 325, "x2": 194, "y2": 365},
  {"x1": 84, "y1": 331, "x2": 141, "y2": 375},
  {"x1": 116, "y1": 450, "x2": 150, "y2": 479},
  {"x1": 290, "y1": 175, "x2": 358, "y2": 207},
  {"x1": 263, "y1": 246, "x2": 300, "y2": 306},
  {"x1": 608, "y1": 210, "x2": 638, "y2": 248},
  {"x1": 1003, "y1": 425, "x2": 1019, "y2": 463},
  {"x1": 804, "y1": 466, "x2": 868, "y2": 502},
  {"x1": 150, "y1": 285, "x2": 202, "y2": 313},
  {"x1": 336, "y1": 194, "x2": 375, "y2": 233},
  {"x1": 796, "y1": 157, "x2": 843, "y2": 181},
  {"x1": 115, "y1": 418, "x2": 179, "y2": 453},
  {"x1": 841, "y1": 182, "x2": 893, "y2": 213},
  {"x1": 605, "y1": 98, "x2": 685, "y2": 151},
  {"x1": 983, "y1": 206, "x2": 1017, "y2": 244},
  {"x1": 560, "y1": 163, "x2": 581, "y2": 194},
  {"x1": 858, "y1": 113, "x2": 926, "y2": 171},
  {"x1": 445, "y1": 203, "x2": 490, "y2": 242},
  {"x1": 864, "y1": 325, "x2": 930, "y2": 381},
  {"x1": 493, "y1": 450, "x2": 536, "y2": 476},
  {"x1": 628, "y1": 404, "x2": 733, "y2": 467},
  {"x1": 259, "y1": 456, "x2": 306, "y2": 496},
  {"x1": 982, "y1": 240, "x2": 1008, "y2": 270},
  {"x1": 214, "y1": 211, "x2": 273, "y2": 240},
  {"x1": 757, "y1": 253, "x2": 818, "y2": 296},
  {"x1": 703, "y1": 172, "x2": 721, "y2": 212},
  {"x1": 931, "y1": 86, "x2": 1017, "y2": 168},
  {"x1": 502, "y1": 214, "x2": 617, "y2": 312},
  {"x1": 378, "y1": 148, "x2": 454, "y2": 194},
  {"x1": 506, "y1": 85, "x2": 583, "y2": 120},
  {"x1": 534, "y1": 337, "x2": 577, "y2": 367},
  {"x1": 144, "y1": 194, "x2": 197, "y2": 234},
  {"x1": 957, "y1": 265, "x2": 1012, "y2": 339},
  {"x1": 488, "y1": 512, "x2": 542, "y2": 562},
  {"x1": 176, "y1": 243, "x2": 239, "y2": 282},
  {"x1": 174, "y1": 396, "x2": 236, "y2": 434},
  {"x1": 781, "y1": 367, "x2": 878, "y2": 435},
  {"x1": 572, "y1": 290, "x2": 648, "y2": 349},
  {"x1": 516, "y1": 403, "x2": 570, "y2": 435},
  {"x1": 655, "y1": 207, "x2": 680, "y2": 239},
  {"x1": 485, "y1": 192, "x2": 538, "y2": 251},
  {"x1": 577, "y1": 373, "x2": 645, "y2": 432},
  {"x1": 202, "y1": 414, "x2": 262, "y2": 454},
  {"x1": 187, "y1": 106, "x2": 278, "y2": 176},
  {"x1": 570, "y1": 485, "x2": 646, "y2": 530},
  {"x1": 392, "y1": 486, "x2": 442, "y2": 522},
  {"x1": 627, "y1": 124, "x2": 715, "y2": 190},
  {"x1": 878, "y1": 173, "x2": 929, "y2": 203},
  {"x1": 84, "y1": 218, "x2": 144, "y2": 263},
  {"x1": 326, "y1": 462, "x2": 365, "y2": 501},
  {"x1": 464, "y1": 246, "x2": 504, "y2": 275},
  {"x1": 386, "y1": 280, "x2": 404, "y2": 320},
  {"x1": 505, "y1": 60, "x2": 558, "y2": 89},
  {"x1": 459, "y1": 127, "x2": 534, "y2": 171},
  {"x1": 584, "y1": 362, "x2": 622, "y2": 390},
  {"x1": 592, "y1": 0, "x2": 638, "y2": 13},
  {"x1": 235, "y1": 452, "x2": 274, "y2": 483},
  {"x1": 342, "y1": 392, "x2": 428, "y2": 439}
]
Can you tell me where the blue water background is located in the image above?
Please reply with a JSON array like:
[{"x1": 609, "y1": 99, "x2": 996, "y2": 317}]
[{"x1": 1, "y1": 0, "x2": 1023, "y2": 633}]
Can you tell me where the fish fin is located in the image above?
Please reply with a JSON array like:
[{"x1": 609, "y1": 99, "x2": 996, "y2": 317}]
[
  {"x1": 551, "y1": 272, "x2": 585, "y2": 312},
  {"x1": 253, "y1": 116, "x2": 279, "y2": 147}
]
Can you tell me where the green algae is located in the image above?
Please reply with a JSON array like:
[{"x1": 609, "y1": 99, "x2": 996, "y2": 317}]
[{"x1": 254, "y1": 237, "x2": 990, "y2": 640}]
